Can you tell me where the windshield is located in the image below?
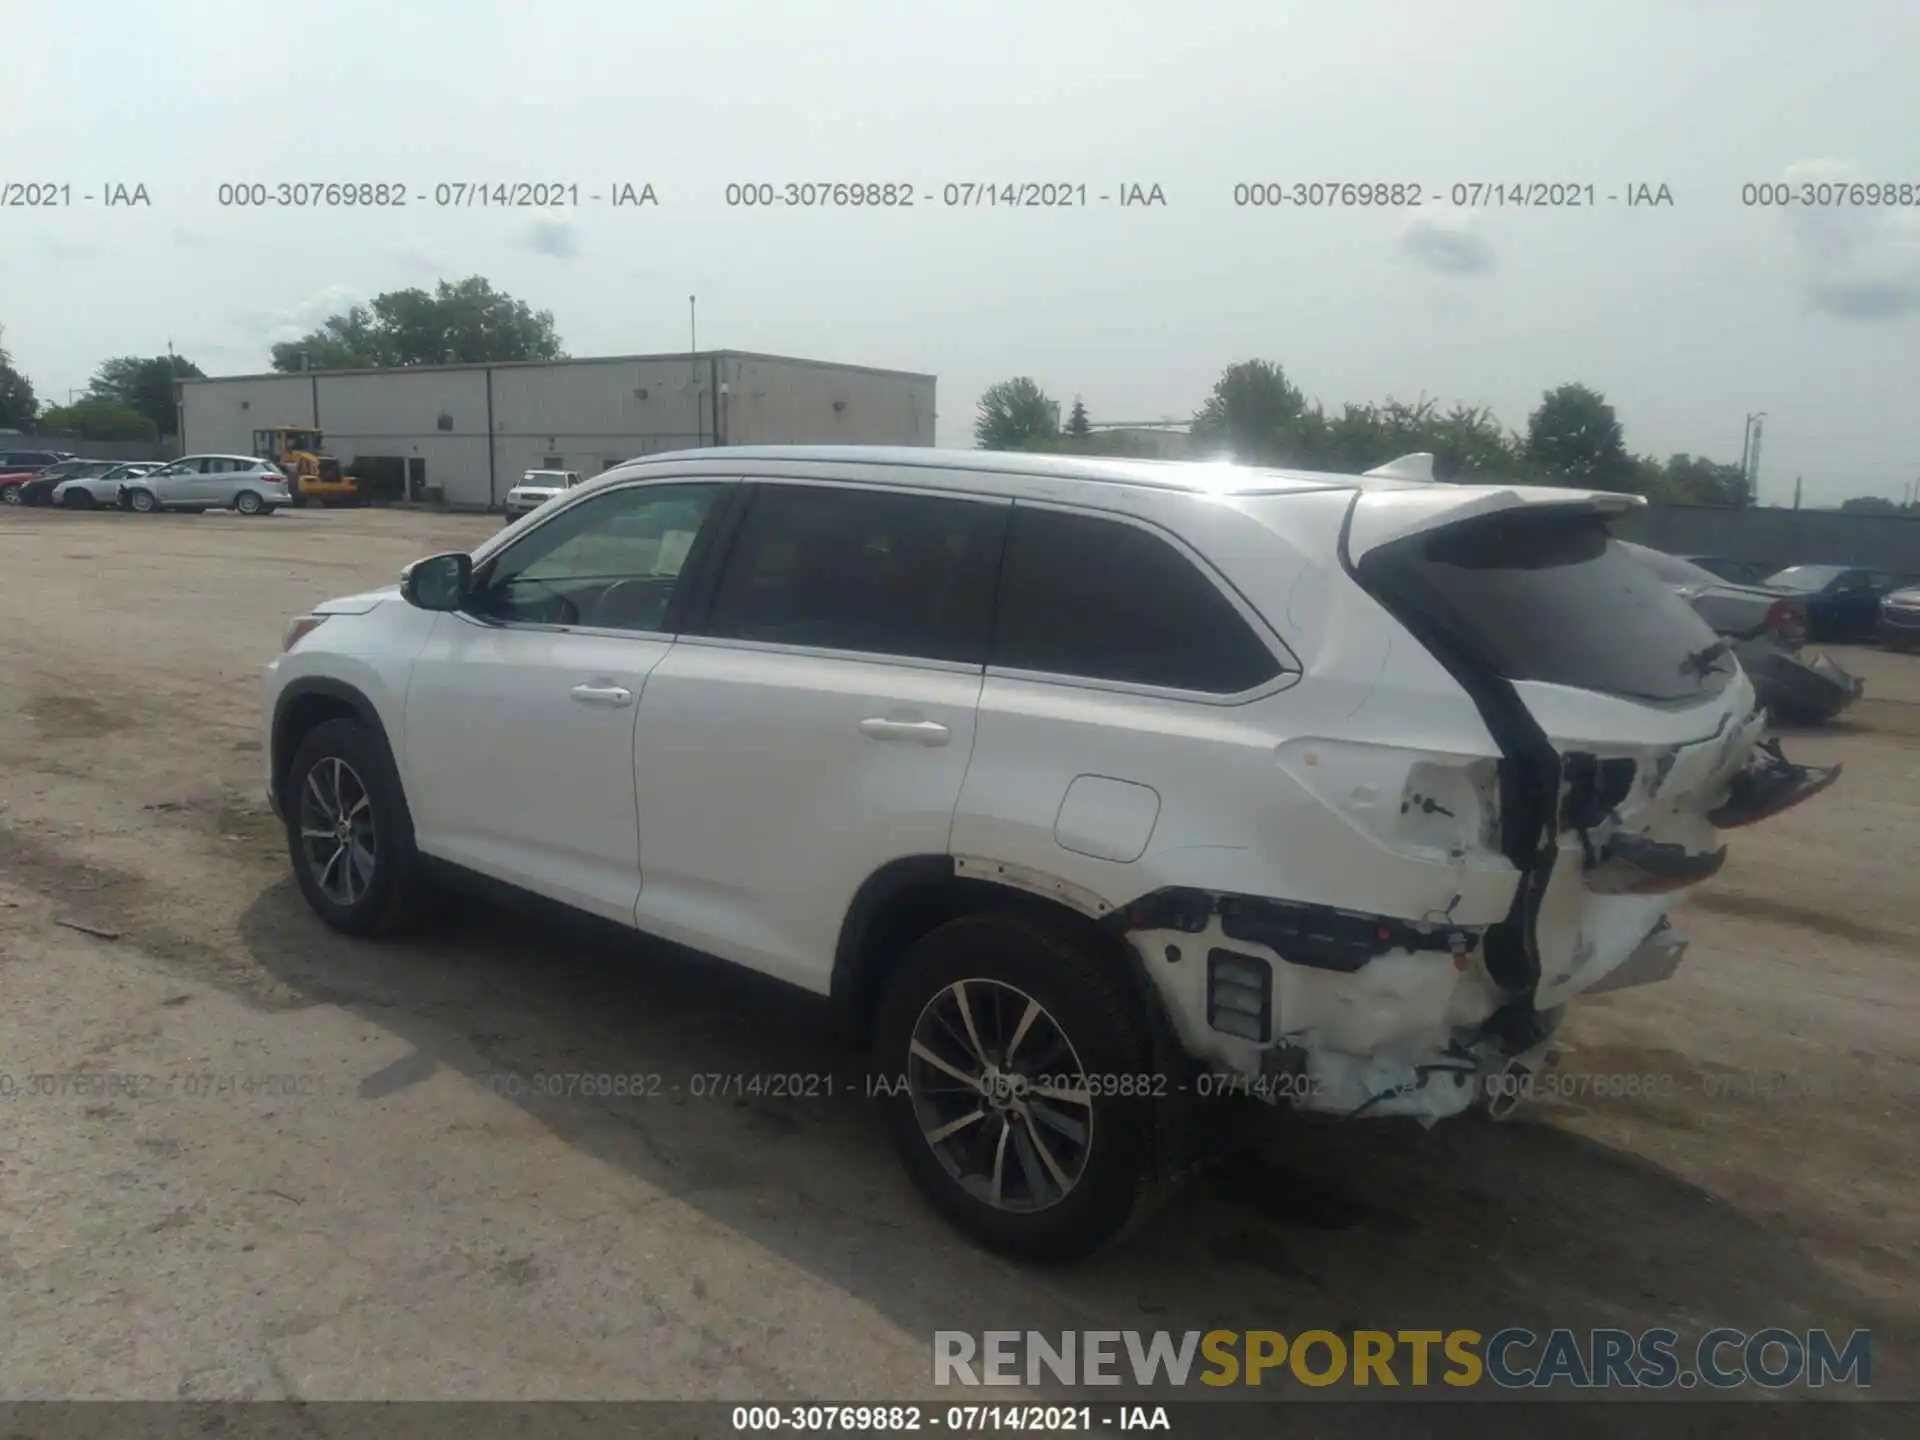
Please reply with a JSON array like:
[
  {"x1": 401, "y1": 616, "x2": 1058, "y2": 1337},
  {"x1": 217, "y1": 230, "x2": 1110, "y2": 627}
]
[
  {"x1": 1766, "y1": 565, "x2": 1845, "y2": 593},
  {"x1": 521, "y1": 472, "x2": 568, "y2": 486},
  {"x1": 1621, "y1": 542, "x2": 1722, "y2": 589}
]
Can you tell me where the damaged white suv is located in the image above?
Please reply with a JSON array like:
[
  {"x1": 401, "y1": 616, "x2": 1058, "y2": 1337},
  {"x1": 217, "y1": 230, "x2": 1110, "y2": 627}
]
[{"x1": 263, "y1": 447, "x2": 1837, "y2": 1262}]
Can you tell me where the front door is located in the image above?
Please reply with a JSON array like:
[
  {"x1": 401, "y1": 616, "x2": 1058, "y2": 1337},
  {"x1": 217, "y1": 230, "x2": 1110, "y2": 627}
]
[
  {"x1": 149, "y1": 457, "x2": 207, "y2": 505},
  {"x1": 631, "y1": 479, "x2": 1007, "y2": 992},
  {"x1": 401, "y1": 479, "x2": 731, "y2": 922}
]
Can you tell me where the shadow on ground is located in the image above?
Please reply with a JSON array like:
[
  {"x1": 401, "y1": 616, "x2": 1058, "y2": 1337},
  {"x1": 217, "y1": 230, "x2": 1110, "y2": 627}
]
[{"x1": 231, "y1": 880, "x2": 1908, "y2": 1431}]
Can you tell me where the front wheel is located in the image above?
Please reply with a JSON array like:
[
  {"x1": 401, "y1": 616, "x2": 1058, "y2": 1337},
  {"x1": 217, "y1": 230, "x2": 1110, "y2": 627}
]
[
  {"x1": 126, "y1": 488, "x2": 157, "y2": 513},
  {"x1": 872, "y1": 913, "x2": 1178, "y2": 1263},
  {"x1": 63, "y1": 490, "x2": 95, "y2": 509},
  {"x1": 284, "y1": 718, "x2": 428, "y2": 936}
]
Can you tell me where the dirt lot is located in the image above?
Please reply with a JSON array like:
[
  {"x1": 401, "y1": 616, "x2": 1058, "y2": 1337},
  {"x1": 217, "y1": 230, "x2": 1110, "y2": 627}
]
[{"x1": 0, "y1": 506, "x2": 1915, "y2": 1427}]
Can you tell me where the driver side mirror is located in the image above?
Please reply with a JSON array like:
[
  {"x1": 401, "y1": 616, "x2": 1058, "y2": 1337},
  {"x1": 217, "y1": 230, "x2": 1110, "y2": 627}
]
[{"x1": 400, "y1": 552, "x2": 473, "y2": 611}]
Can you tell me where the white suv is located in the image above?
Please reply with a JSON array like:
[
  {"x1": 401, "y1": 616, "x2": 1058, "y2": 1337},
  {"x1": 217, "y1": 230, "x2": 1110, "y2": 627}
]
[
  {"x1": 262, "y1": 447, "x2": 1836, "y2": 1261},
  {"x1": 502, "y1": 468, "x2": 583, "y2": 524}
]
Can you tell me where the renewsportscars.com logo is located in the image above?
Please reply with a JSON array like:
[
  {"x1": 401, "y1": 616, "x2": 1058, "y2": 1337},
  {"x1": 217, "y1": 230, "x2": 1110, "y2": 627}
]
[{"x1": 933, "y1": 1328, "x2": 1872, "y2": 1391}]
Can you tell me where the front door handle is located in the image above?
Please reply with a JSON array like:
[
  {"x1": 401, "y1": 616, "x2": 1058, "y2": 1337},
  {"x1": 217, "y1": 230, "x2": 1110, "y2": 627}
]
[
  {"x1": 570, "y1": 683, "x2": 634, "y2": 708},
  {"x1": 859, "y1": 717, "x2": 951, "y2": 746}
]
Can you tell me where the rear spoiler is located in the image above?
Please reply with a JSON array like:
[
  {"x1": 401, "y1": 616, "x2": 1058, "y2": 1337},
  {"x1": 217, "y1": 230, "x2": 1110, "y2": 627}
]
[{"x1": 1344, "y1": 483, "x2": 1645, "y2": 565}]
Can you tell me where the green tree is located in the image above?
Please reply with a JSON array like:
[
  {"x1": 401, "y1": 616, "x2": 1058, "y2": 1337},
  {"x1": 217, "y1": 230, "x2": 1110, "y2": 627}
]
[
  {"x1": 87, "y1": 354, "x2": 205, "y2": 438},
  {"x1": 1256, "y1": 396, "x2": 1524, "y2": 481},
  {"x1": 974, "y1": 377, "x2": 1059, "y2": 450},
  {"x1": 0, "y1": 326, "x2": 38, "y2": 431},
  {"x1": 1659, "y1": 453, "x2": 1752, "y2": 507},
  {"x1": 37, "y1": 397, "x2": 157, "y2": 441},
  {"x1": 1067, "y1": 397, "x2": 1091, "y2": 436},
  {"x1": 1839, "y1": 495, "x2": 1905, "y2": 515},
  {"x1": 268, "y1": 276, "x2": 566, "y2": 372},
  {"x1": 1524, "y1": 383, "x2": 1634, "y2": 490},
  {"x1": 1191, "y1": 360, "x2": 1307, "y2": 461}
]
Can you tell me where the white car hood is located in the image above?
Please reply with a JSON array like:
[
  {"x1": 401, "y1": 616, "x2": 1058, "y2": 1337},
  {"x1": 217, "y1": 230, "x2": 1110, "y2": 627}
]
[{"x1": 314, "y1": 586, "x2": 400, "y2": 616}]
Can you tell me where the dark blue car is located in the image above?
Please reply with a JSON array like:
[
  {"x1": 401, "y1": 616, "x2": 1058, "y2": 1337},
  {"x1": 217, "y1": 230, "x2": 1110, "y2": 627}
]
[{"x1": 1763, "y1": 565, "x2": 1901, "y2": 643}]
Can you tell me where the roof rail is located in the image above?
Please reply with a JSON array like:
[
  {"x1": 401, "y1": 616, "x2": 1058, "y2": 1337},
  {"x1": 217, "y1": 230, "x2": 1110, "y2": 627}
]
[{"x1": 1363, "y1": 452, "x2": 1436, "y2": 482}]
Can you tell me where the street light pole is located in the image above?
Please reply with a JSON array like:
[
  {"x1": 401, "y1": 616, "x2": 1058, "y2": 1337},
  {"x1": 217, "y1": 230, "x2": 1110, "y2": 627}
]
[{"x1": 1740, "y1": 412, "x2": 1767, "y2": 502}]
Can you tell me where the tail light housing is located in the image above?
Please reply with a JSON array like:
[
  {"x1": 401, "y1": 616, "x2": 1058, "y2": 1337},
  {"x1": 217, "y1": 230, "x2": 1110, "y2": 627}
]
[{"x1": 1766, "y1": 600, "x2": 1806, "y2": 643}]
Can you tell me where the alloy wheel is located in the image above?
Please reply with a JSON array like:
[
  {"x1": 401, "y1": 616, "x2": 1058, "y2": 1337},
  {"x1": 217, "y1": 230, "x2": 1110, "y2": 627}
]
[
  {"x1": 297, "y1": 756, "x2": 377, "y2": 907},
  {"x1": 906, "y1": 979, "x2": 1095, "y2": 1213}
]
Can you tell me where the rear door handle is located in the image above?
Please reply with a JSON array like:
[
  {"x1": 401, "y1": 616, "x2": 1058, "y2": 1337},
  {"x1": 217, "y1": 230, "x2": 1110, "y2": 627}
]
[
  {"x1": 570, "y1": 683, "x2": 634, "y2": 708},
  {"x1": 858, "y1": 717, "x2": 951, "y2": 746}
]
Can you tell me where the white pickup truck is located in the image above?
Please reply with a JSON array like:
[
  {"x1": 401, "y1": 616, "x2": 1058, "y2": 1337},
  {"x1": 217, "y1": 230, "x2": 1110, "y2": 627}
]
[{"x1": 501, "y1": 468, "x2": 582, "y2": 524}]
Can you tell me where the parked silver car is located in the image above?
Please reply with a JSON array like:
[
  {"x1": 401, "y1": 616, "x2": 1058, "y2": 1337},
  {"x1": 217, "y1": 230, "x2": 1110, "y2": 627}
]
[
  {"x1": 53, "y1": 461, "x2": 163, "y2": 509},
  {"x1": 121, "y1": 455, "x2": 294, "y2": 515}
]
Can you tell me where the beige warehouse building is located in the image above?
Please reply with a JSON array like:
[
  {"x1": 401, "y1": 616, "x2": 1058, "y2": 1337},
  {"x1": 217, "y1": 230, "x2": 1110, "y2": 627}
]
[{"x1": 179, "y1": 350, "x2": 936, "y2": 510}]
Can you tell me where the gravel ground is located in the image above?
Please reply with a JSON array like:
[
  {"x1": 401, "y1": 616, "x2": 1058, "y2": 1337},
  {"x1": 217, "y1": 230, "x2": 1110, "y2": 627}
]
[{"x1": 0, "y1": 505, "x2": 1914, "y2": 1430}]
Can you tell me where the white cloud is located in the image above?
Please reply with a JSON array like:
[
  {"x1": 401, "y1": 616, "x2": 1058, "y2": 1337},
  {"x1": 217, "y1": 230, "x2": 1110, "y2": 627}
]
[
  {"x1": 1777, "y1": 159, "x2": 1920, "y2": 321},
  {"x1": 1398, "y1": 211, "x2": 1496, "y2": 276},
  {"x1": 522, "y1": 219, "x2": 581, "y2": 259}
]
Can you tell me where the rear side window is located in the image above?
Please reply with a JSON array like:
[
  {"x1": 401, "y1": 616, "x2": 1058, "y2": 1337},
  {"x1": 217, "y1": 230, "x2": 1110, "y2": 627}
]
[
  {"x1": 991, "y1": 506, "x2": 1283, "y2": 694},
  {"x1": 702, "y1": 483, "x2": 1006, "y2": 664},
  {"x1": 1363, "y1": 511, "x2": 1732, "y2": 704}
]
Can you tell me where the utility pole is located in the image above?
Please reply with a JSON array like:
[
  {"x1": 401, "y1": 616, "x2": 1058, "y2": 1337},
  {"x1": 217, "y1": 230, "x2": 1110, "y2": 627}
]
[
  {"x1": 1740, "y1": 412, "x2": 1767, "y2": 502},
  {"x1": 1793, "y1": 476, "x2": 1802, "y2": 510},
  {"x1": 689, "y1": 295, "x2": 701, "y2": 448}
]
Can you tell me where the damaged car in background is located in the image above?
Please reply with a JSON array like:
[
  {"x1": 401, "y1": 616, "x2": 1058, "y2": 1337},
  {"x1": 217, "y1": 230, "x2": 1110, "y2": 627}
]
[
  {"x1": 1621, "y1": 542, "x2": 1863, "y2": 724},
  {"x1": 263, "y1": 447, "x2": 1840, "y2": 1261}
]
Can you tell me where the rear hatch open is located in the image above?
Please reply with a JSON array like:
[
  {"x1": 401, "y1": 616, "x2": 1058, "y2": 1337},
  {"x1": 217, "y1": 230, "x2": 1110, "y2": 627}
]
[{"x1": 1343, "y1": 488, "x2": 1837, "y2": 1007}]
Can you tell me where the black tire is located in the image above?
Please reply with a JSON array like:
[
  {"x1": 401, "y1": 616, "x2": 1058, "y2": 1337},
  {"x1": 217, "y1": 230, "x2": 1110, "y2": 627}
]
[
  {"x1": 872, "y1": 912, "x2": 1179, "y2": 1263},
  {"x1": 234, "y1": 490, "x2": 264, "y2": 515},
  {"x1": 0, "y1": 483, "x2": 20, "y2": 506},
  {"x1": 284, "y1": 717, "x2": 428, "y2": 937},
  {"x1": 126, "y1": 488, "x2": 157, "y2": 513}
]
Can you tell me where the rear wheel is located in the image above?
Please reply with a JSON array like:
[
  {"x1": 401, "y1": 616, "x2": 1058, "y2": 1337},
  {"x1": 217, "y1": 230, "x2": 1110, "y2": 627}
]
[
  {"x1": 285, "y1": 718, "x2": 428, "y2": 937},
  {"x1": 234, "y1": 490, "x2": 264, "y2": 515},
  {"x1": 872, "y1": 912, "x2": 1178, "y2": 1263},
  {"x1": 0, "y1": 483, "x2": 20, "y2": 506}
]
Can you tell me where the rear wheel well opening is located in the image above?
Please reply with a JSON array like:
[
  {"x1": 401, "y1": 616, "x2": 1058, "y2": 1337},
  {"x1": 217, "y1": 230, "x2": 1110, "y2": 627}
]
[{"x1": 836, "y1": 873, "x2": 1173, "y2": 1056}]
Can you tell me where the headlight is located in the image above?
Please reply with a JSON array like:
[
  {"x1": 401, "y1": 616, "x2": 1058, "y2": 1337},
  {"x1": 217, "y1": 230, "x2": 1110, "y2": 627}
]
[{"x1": 282, "y1": 614, "x2": 329, "y2": 651}]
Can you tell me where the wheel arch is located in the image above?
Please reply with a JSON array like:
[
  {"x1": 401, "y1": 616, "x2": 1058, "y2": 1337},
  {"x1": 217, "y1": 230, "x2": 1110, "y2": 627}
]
[
  {"x1": 831, "y1": 856, "x2": 1183, "y2": 1059},
  {"x1": 271, "y1": 677, "x2": 395, "y2": 816}
]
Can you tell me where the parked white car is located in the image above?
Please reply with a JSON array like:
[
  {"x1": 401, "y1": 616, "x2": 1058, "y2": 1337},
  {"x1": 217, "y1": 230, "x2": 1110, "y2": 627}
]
[
  {"x1": 124, "y1": 455, "x2": 294, "y2": 515},
  {"x1": 53, "y1": 460, "x2": 162, "y2": 509},
  {"x1": 262, "y1": 446, "x2": 1837, "y2": 1261},
  {"x1": 501, "y1": 468, "x2": 583, "y2": 524}
]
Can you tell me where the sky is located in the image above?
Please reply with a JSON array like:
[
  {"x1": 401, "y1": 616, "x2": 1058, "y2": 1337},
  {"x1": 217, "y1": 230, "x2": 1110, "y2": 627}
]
[{"x1": 4, "y1": 0, "x2": 1918, "y2": 506}]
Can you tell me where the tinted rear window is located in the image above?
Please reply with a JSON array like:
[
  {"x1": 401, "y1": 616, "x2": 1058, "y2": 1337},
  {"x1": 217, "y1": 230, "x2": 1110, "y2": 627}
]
[
  {"x1": 703, "y1": 483, "x2": 1006, "y2": 664},
  {"x1": 991, "y1": 506, "x2": 1284, "y2": 694},
  {"x1": 1363, "y1": 511, "x2": 1732, "y2": 703}
]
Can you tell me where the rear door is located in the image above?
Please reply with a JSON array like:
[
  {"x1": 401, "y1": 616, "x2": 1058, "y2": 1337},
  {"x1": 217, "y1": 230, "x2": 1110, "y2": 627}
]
[
  {"x1": 630, "y1": 478, "x2": 1007, "y2": 992},
  {"x1": 1348, "y1": 496, "x2": 1831, "y2": 1006}
]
